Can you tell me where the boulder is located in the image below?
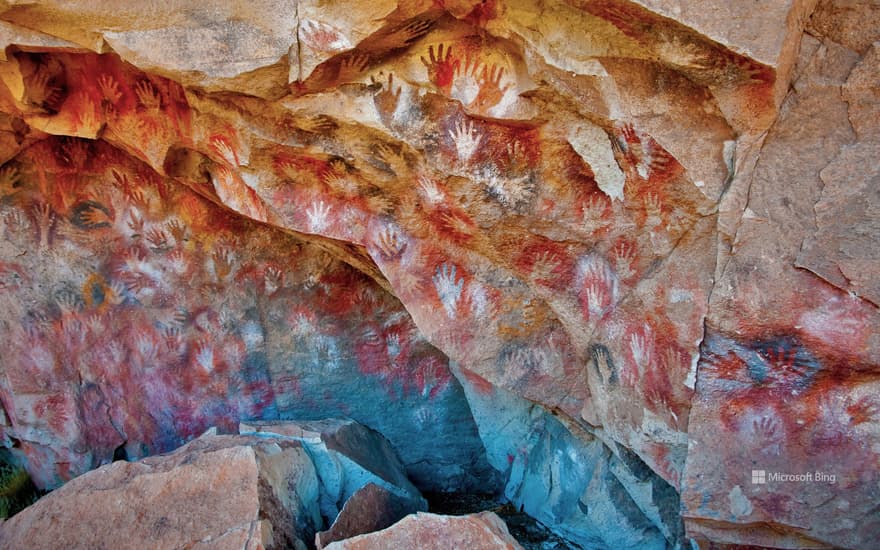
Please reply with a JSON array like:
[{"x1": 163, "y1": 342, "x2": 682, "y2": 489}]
[
  {"x1": 324, "y1": 511, "x2": 523, "y2": 550},
  {"x1": 315, "y1": 482, "x2": 422, "y2": 549},
  {"x1": 0, "y1": 430, "x2": 322, "y2": 549}
]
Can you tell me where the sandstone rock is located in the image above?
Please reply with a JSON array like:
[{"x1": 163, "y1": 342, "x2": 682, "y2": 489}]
[
  {"x1": 841, "y1": 43, "x2": 880, "y2": 139},
  {"x1": 681, "y1": 9, "x2": 880, "y2": 549},
  {"x1": 0, "y1": 1, "x2": 876, "y2": 548},
  {"x1": 315, "y1": 482, "x2": 422, "y2": 549},
  {"x1": 0, "y1": 431, "x2": 322, "y2": 549},
  {"x1": 0, "y1": 1, "x2": 300, "y2": 97},
  {"x1": 807, "y1": 0, "x2": 880, "y2": 54},
  {"x1": 796, "y1": 138, "x2": 880, "y2": 306},
  {"x1": 323, "y1": 511, "x2": 523, "y2": 550}
]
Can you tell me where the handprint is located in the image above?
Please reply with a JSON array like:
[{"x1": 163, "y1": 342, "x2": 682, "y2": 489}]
[
  {"x1": 530, "y1": 250, "x2": 560, "y2": 283},
  {"x1": 210, "y1": 136, "x2": 239, "y2": 166},
  {"x1": 74, "y1": 202, "x2": 114, "y2": 228},
  {"x1": 415, "y1": 407, "x2": 436, "y2": 426},
  {"x1": 86, "y1": 313, "x2": 105, "y2": 332},
  {"x1": 483, "y1": 169, "x2": 534, "y2": 210},
  {"x1": 299, "y1": 114, "x2": 338, "y2": 134},
  {"x1": 397, "y1": 270, "x2": 423, "y2": 298},
  {"x1": 76, "y1": 99, "x2": 100, "y2": 132},
  {"x1": 338, "y1": 53, "x2": 370, "y2": 81},
  {"x1": 584, "y1": 283, "x2": 608, "y2": 317},
  {"x1": 55, "y1": 290, "x2": 82, "y2": 316},
  {"x1": 469, "y1": 63, "x2": 511, "y2": 113},
  {"x1": 162, "y1": 326, "x2": 184, "y2": 354},
  {"x1": 264, "y1": 266, "x2": 282, "y2": 295},
  {"x1": 433, "y1": 263, "x2": 464, "y2": 319},
  {"x1": 385, "y1": 333, "x2": 401, "y2": 358},
  {"x1": 373, "y1": 142, "x2": 411, "y2": 176},
  {"x1": 135, "y1": 80, "x2": 162, "y2": 111},
  {"x1": 212, "y1": 247, "x2": 235, "y2": 281},
  {"x1": 629, "y1": 328, "x2": 654, "y2": 374},
  {"x1": 306, "y1": 201, "x2": 331, "y2": 232},
  {"x1": 165, "y1": 219, "x2": 187, "y2": 243},
  {"x1": 98, "y1": 74, "x2": 123, "y2": 105},
  {"x1": 145, "y1": 227, "x2": 170, "y2": 250},
  {"x1": 26, "y1": 70, "x2": 61, "y2": 109},
  {"x1": 127, "y1": 210, "x2": 144, "y2": 235},
  {"x1": 300, "y1": 19, "x2": 352, "y2": 52},
  {"x1": 644, "y1": 385, "x2": 669, "y2": 411},
  {"x1": 590, "y1": 344, "x2": 618, "y2": 386},
  {"x1": 0, "y1": 166, "x2": 20, "y2": 197},
  {"x1": 60, "y1": 138, "x2": 90, "y2": 169},
  {"x1": 753, "y1": 416, "x2": 778, "y2": 439},
  {"x1": 32, "y1": 202, "x2": 56, "y2": 250},
  {"x1": 373, "y1": 18, "x2": 432, "y2": 49},
  {"x1": 612, "y1": 241, "x2": 636, "y2": 279},
  {"x1": 106, "y1": 280, "x2": 128, "y2": 306},
  {"x1": 581, "y1": 196, "x2": 609, "y2": 234},
  {"x1": 322, "y1": 171, "x2": 360, "y2": 194},
  {"x1": 364, "y1": 193, "x2": 394, "y2": 215},
  {"x1": 167, "y1": 248, "x2": 188, "y2": 273},
  {"x1": 120, "y1": 271, "x2": 151, "y2": 295},
  {"x1": 644, "y1": 192, "x2": 663, "y2": 228},
  {"x1": 449, "y1": 119, "x2": 482, "y2": 163},
  {"x1": 194, "y1": 340, "x2": 214, "y2": 371},
  {"x1": 417, "y1": 175, "x2": 445, "y2": 205},
  {"x1": 4, "y1": 209, "x2": 29, "y2": 234},
  {"x1": 439, "y1": 210, "x2": 475, "y2": 242},
  {"x1": 462, "y1": 281, "x2": 496, "y2": 319},
  {"x1": 505, "y1": 140, "x2": 529, "y2": 173},
  {"x1": 374, "y1": 227, "x2": 407, "y2": 260},
  {"x1": 752, "y1": 415, "x2": 782, "y2": 454},
  {"x1": 421, "y1": 43, "x2": 459, "y2": 94},
  {"x1": 759, "y1": 343, "x2": 816, "y2": 383},
  {"x1": 847, "y1": 395, "x2": 880, "y2": 425},
  {"x1": 135, "y1": 334, "x2": 159, "y2": 363},
  {"x1": 372, "y1": 73, "x2": 402, "y2": 123},
  {"x1": 661, "y1": 347, "x2": 682, "y2": 373},
  {"x1": 110, "y1": 169, "x2": 133, "y2": 191},
  {"x1": 455, "y1": 54, "x2": 480, "y2": 81}
]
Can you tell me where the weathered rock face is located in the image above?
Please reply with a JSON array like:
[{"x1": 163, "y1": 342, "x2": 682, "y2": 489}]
[{"x1": 0, "y1": 0, "x2": 877, "y2": 548}]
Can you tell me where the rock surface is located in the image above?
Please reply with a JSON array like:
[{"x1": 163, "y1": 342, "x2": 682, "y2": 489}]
[
  {"x1": 0, "y1": 430, "x2": 323, "y2": 549},
  {"x1": 0, "y1": 128, "x2": 495, "y2": 493},
  {"x1": 0, "y1": 0, "x2": 877, "y2": 548},
  {"x1": 315, "y1": 482, "x2": 421, "y2": 549},
  {"x1": 240, "y1": 419, "x2": 428, "y2": 521},
  {"x1": 0, "y1": 424, "x2": 431, "y2": 549},
  {"x1": 324, "y1": 511, "x2": 523, "y2": 550}
]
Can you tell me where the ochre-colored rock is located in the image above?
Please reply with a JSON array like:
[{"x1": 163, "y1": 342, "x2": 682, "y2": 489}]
[{"x1": 323, "y1": 511, "x2": 523, "y2": 550}]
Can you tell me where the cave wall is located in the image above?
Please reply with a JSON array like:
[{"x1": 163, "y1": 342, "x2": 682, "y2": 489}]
[
  {"x1": 0, "y1": 134, "x2": 498, "y2": 493},
  {"x1": 0, "y1": 0, "x2": 877, "y2": 548}
]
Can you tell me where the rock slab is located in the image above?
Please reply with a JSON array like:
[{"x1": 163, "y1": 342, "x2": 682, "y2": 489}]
[{"x1": 324, "y1": 511, "x2": 523, "y2": 550}]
